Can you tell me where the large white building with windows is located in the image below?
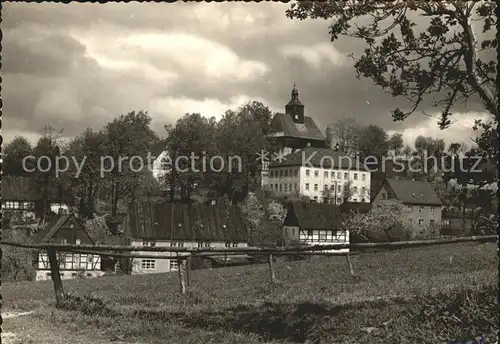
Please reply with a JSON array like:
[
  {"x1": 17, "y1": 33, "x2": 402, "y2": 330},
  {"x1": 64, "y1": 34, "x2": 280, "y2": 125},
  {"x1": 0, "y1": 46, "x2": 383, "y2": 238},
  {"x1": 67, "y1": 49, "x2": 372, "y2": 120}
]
[
  {"x1": 264, "y1": 147, "x2": 371, "y2": 204},
  {"x1": 125, "y1": 201, "x2": 249, "y2": 274}
]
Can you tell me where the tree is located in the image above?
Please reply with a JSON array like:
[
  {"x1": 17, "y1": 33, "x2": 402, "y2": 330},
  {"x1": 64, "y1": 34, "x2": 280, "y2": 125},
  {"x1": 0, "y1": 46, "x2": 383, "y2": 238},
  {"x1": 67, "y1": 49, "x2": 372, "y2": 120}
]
[
  {"x1": 342, "y1": 199, "x2": 412, "y2": 242},
  {"x1": 239, "y1": 192, "x2": 265, "y2": 245},
  {"x1": 287, "y1": 2, "x2": 497, "y2": 126},
  {"x1": 3, "y1": 136, "x2": 33, "y2": 176},
  {"x1": 32, "y1": 126, "x2": 65, "y2": 223},
  {"x1": 214, "y1": 101, "x2": 273, "y2": 201},
  {"x1": 325, "y1": 117, "x2": 361, "y2": 154},
  {"x1": 66, "y1": 128, "x2": 107, "y2": 220},
  {"x1": 2, "y1": 227, "x2": 35, "y2": 280},
  {"x1": 103, "y1": 111, "x2": 159, "y2": 216},
  {"x1": 388, "y1": 133, "x2": 404, "y2": 156},
  {"x1": 162, "y1": 113, "x2": 217, "y2": 202},
  {"x1": 357, "y1": 124, "x2": 389, "y2": 159}
]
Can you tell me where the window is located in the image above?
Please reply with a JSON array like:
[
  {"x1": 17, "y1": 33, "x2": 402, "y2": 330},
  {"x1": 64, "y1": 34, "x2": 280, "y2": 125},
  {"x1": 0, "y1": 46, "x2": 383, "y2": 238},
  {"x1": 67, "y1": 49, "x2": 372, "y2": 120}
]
[
  {"x1": 76, "y1": 239, "x2": 81, "y2": 245},
  {"x1": 197, "y1": 243, "x2": 204, "y2": 248},
  {"x1": 313, "y1": 196, "x2": 318, "y2": 202},
  {"x1": 143, "y1": 241, "x2": 156, "y2": 247},
  {"x1": 418, "y1": 219, "x2": 424, "y2": 226},
  {"x1": 314, "y1": 170, "x2": 319, "y2": 177},
  {"x1": 225, "y1": 242, "x2": 231, "y2": 247},
  {"x1": 169, "y1": 259, "x2": 179, "y2": 271},
  {"x1": 381, "y1": 193, "x2": 387, "y2": 200},
  {"x1": 204, "y1": 243, "x2": 210, "y2": 247},
  {"x1": 354, "y1": 173, "x2": 358, "y2": 180},
  {"x1": 353, "y1": 198, "x2": 358, "y2": 202},
  {"x1": 279, "y1": 170, "x2": 283, "y2": 177},
  {"x1": 275, "y1": 184, "x2": 278, "y2": 190},
  {"x1": 353, "y1": 186, "x2": 358, "y2": 193},
  {"x1": 324, "y1": 184, "x2": 328, "y2": 190},
  {"x1": 284, "y1": 169, "x2": 288, "y2": 177},
  {"x1": 362, "y1": 173, "x2": 366, "y2": 181},
  {"x1": 419, "y1": 206, "x2": 424, "y2": 212},
  {"x1": 279, "y1": 184, "x2": 282, "y2": 192},
  {"x1": 331, "y1": 171, "x2": 335, "y2": 178},
  {"x1": 141, "y1": 259, "x2": 156, "y2": 270},
  {"x1": 294, "y1": 183, "x2": 298, "y2": 190},
  {"x1": 314, "y1": 184, "x2": 318, "y2": 191},
  {"x1": 319, "y1": 231, "x2": 327, "y2": 241},
  {"x1": 324, "y1": 171, "x2": 328, "y2": 178},
  {"x1": 430, "y1": 220, "x2": 435, "y2": 227},
  {"x1": 337, "y1": 172, "x2": 341, "y2": 179},
  {"x1": 291, "y1": 228, "x2": 295, "y2": 236},
  {"x1": 430, "y1": 206, "x2": 435, "y2": 213},
  {"x1": 232, "y1": 243, "x2": 238, "y2": 248},
  {"x1": 305, "y1": 183, "x2": 310, "y2": 190},
  {"x1": 344, "y1": 172, "x2": 348, "y2": 179},
  {"x1": 289, "y1": 183, "x2": 292, "y2": 191},
  {"x1": 295, "y1": 169, "x2": 299, "y2": 177},
  {"x1": 306, "y1": 169, "x2": 310, "y2": 176},
  {"x1": 337, "y1": 185, "x2": 341, "y2": 192}
]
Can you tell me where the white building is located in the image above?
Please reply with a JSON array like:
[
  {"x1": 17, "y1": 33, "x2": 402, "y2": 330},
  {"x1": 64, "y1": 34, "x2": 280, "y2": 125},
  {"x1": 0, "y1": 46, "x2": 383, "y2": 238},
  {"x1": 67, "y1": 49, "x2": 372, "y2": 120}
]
[
  {"x1": 282, "y1": 202, "x2": 349, "y2": 253},
  {"x1": 125, "y1": 201, "x2": 250, "y2": 274},
  {"x1": 264, "y1": 147, "x2": 371, "y2": 203}
]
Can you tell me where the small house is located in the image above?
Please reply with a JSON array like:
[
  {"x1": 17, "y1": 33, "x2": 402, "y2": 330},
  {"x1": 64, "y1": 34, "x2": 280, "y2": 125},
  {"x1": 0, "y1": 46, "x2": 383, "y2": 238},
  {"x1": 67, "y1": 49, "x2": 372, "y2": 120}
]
[
  {"x1": 124, "y1": 201, "x2": 250, "y2": 274},
  {"x1": 372, "y1": 178, "x2": 443, "y2": 237},
  {"x1": 33, "y1": 213, "x2": 103, "y2": 281},
  {"x1": 2, "y1": 176, "x2": 74, "y2": 220},
  {"x1": 282, "y1": 202, "x2": 349, "y2": 252}
]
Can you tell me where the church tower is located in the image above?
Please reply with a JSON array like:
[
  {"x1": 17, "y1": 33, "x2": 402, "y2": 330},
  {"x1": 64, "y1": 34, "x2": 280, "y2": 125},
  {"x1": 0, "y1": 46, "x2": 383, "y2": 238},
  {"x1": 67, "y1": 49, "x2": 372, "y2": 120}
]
[{"x1": 285, "y1": 83, "x2": 305, "y2": 124}]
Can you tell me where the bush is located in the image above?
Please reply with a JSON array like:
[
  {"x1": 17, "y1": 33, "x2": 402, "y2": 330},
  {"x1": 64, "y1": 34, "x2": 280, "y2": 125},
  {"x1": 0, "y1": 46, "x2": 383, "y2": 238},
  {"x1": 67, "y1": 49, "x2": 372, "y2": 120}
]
[{"x1": 60, "y1": 292, "x2": 112, "y2": 315}]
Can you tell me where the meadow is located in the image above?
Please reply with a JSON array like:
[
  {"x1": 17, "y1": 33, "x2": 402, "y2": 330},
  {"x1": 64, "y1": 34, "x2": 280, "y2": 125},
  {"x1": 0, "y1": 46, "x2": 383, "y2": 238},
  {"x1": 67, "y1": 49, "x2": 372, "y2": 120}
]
[{"x1": 2, "y1": 242, "x2": 498, "y2": 344}]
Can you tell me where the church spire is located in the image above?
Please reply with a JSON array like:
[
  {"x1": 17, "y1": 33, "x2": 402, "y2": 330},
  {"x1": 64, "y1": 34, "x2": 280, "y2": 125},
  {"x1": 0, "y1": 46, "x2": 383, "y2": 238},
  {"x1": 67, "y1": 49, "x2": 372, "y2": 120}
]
[
  {"x1": 285, "y1": 82, "x2": 305, "y2": 124},
  {"x1": 291, "y1": 83, "x2": 299, "y2": 100}
]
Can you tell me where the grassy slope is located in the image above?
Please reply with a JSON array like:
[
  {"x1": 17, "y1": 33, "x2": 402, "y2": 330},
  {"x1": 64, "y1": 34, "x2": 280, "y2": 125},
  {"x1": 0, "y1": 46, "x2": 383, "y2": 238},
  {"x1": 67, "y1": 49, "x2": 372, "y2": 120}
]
[{"x1": 3, "y1": 242, "x2": 498, "y2": 344}]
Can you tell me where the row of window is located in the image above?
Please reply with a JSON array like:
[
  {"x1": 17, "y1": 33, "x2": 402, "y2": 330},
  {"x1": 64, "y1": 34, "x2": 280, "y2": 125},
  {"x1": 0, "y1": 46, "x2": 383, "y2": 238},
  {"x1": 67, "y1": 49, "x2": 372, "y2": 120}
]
[
  {"x1": 2, "y1": 201, "x2": 35, "y2": 209},
  {"x1": 268, "y1": 183, "x2": 367, "y2": 194},
  {"x1": 142, "y1": 241, "x2": 239, "y2": 248},
  {"x1": 269, "y1": 169, "x2": 367, "y2": 181},
  {"x1": 415, "y1": 219, "x2": 436, "y2": 226}
]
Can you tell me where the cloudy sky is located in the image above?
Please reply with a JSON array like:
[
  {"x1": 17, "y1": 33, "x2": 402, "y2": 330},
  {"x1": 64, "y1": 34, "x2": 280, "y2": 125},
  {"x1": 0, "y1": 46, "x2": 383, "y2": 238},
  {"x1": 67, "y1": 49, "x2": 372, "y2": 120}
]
[{"x1": 2, "y1": 2, "x2": 492, "y2": 148}]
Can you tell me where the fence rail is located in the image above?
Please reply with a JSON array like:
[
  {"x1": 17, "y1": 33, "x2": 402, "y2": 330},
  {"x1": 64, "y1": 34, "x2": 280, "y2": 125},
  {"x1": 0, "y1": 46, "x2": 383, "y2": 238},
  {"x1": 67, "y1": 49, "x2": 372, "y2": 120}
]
[{"x1": 1, "y1": 234, "x2": 497, "y2": 305}]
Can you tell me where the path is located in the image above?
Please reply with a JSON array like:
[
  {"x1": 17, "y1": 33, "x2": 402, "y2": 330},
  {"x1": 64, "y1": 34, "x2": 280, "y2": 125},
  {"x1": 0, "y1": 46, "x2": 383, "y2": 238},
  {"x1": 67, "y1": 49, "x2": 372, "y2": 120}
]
[{"x1": 1, "y1": 310, "x2": 146, "y2": 344}]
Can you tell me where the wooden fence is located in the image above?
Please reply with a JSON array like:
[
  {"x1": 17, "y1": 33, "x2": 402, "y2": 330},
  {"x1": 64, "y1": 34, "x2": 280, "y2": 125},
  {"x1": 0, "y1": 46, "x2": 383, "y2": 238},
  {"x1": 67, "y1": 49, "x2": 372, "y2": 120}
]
[{"x1": 1, "y1": 234, "x2": 497, "y2": 307}]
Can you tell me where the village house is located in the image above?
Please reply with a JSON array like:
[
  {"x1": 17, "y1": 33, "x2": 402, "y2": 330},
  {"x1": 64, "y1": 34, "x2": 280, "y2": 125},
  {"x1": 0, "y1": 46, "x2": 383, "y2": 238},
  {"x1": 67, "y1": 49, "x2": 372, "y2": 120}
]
[
  {"x1": 372, "y1": 178, "x2": 443, "y2": 237},
  {"x1": 2, "y1": 176, "x2": 74, "y2": 220},
  {"x1": 33, "y1": 213, "x2": 103, "y2": 281},
  {"x1": 281, "y1": 202, "x2": 349, "y2": 253},
  {"x1": 124, "y1": 201, "x2": 250, "y2": 274},
  {"x1": 265, "y1": 147, "x2": 371, "y2": 204}
]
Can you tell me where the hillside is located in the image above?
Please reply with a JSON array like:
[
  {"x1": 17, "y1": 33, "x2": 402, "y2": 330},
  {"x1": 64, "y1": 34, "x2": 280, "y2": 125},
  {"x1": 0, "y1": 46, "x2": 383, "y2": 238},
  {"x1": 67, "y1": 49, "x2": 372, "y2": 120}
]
[{"x1": 2, "y1": 242, "x2": 498, "y2": 344}]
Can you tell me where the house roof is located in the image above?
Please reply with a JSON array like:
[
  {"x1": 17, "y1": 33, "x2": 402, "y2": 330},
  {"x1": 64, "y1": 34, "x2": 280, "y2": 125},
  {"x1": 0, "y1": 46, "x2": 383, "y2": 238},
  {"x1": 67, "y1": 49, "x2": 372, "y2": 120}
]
[
  {"x1": 339, "y1": 202, "x2": 372, "y2": 214},
  {"x1": 384, "y1": 178, "x2": 443, "y2": 206},
  {"x1": 269, "y1": 113, "x2": 325, "y2": 142},
  {"x1": 150, "y1": 140, "x2": 167, "y2": 160},
  {"x1": 33, "y1": 213, "x2": 90, "y2": 244},
  {"x1": 125, "y1": 201, "x2": 248, "y2": 242},
  {"x1": 269, "y1": 147, "x2": 367, "y2": 170},
  {"x1": 284, "y1": 202, "x2": 344, "y2": 230},
  {"x1": 1, "y1": 176, "x2": 74, "y2": 202}
]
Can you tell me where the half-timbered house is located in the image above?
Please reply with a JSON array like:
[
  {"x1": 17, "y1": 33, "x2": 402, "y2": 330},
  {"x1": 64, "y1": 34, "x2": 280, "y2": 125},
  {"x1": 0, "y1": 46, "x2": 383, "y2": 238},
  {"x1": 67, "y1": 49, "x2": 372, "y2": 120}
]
[
  {"x1": 2, "y1": 176, "x2": 74, "y2": 220},
  {"x1": 282, "y1": 202, "x2": 349, "y2": 252},
  {"x1": 124, "y1": 201, "x2": 250, "y2": 274},
  {"x1": 33, "y1": 214, "x2": 103, "y2": 281}
]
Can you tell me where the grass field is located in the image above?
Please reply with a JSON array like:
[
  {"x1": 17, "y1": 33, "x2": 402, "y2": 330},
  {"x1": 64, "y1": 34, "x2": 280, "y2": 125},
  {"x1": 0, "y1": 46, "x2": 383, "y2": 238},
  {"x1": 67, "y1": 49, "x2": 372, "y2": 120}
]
[{"x1": 2, "y1": 242, "x2": 498, "y2": 344}]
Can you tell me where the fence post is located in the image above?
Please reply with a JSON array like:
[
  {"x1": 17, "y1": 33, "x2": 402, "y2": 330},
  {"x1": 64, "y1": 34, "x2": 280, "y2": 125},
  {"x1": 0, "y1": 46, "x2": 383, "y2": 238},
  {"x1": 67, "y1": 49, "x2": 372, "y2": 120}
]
[
  {"x1": 186, "y1": 255, "x2": 191, "y2": 287},
  {"x1": 47, "y1": 248, "x2": 65, "y2": 307},
  {"x1": 177, "y1": 258, "x2": 187, "y2": 294},
  {"x1": 268, "y1": 253, "x2": 276, "y2": 283},
  {"x1": 345, "y1": 251, "x2": 355, "y2": 277}
]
